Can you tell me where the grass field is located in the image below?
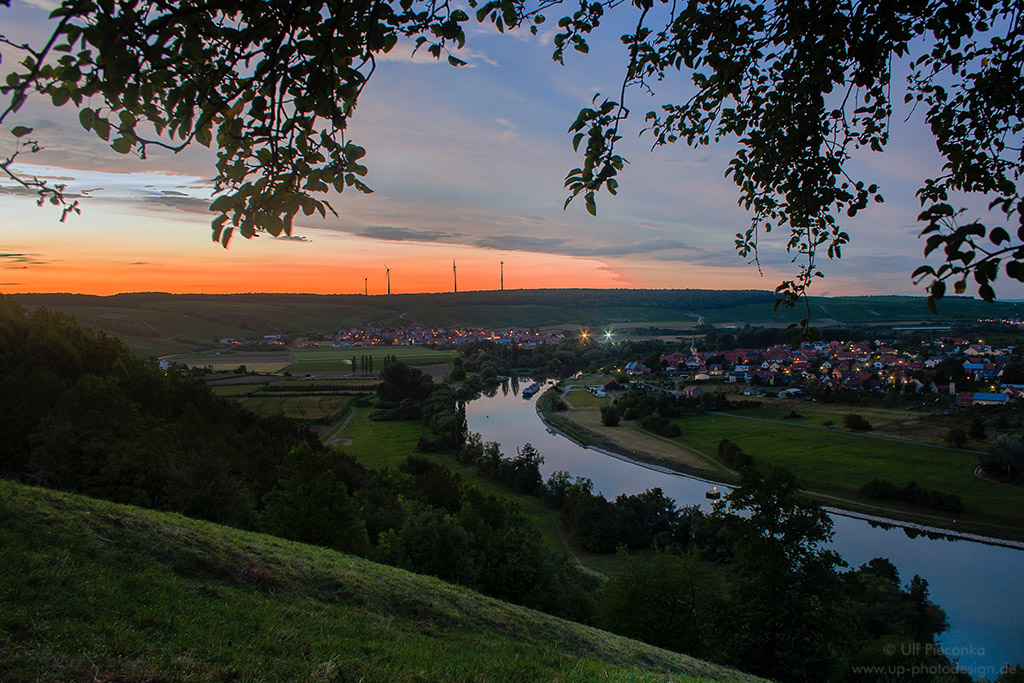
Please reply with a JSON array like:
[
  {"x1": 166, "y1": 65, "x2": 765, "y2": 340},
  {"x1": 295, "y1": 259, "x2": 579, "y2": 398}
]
[
  {"x1": 282, "y1": 359, "x2": 355, "y2": 373},
  {"x1": 269, "y1": 378, "x2": 379, "y2": 390},
  {"x1": 333, "y1": 409, "x2": 424, "y2": 467},
  {"x1": 208, "y1": 384, "x2": 261, "y2": 397},
  {"x1": 169, "y1": 352, "x2": 296, "y2": 373},
  {"x1": 564, "y1": 390, "x2": 610, "y2": 408},
  {"x1": 285, "y1": 347, "x2": 457, "y2": 373},
  {"x1": 168, "y1": 346, "x2": 456, "y2": 375},
  {"x1": 234, "y1": 395, "x2": 352, "y2": 420},
  {"x1": 1, "y1": 481, "x2": 759, "y2": 682},
  {"x1": 730, "y1": 398, "x2": 993, "y2": 449},
  {"x1": 670, "y1": 412, "x2": 1024, "y2": 528}
]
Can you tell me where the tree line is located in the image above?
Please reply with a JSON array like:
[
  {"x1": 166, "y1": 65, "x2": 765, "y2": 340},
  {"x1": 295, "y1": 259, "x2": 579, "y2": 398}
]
[{"x1": 0, "y1": 297, "x2": 592, "y2": 621}]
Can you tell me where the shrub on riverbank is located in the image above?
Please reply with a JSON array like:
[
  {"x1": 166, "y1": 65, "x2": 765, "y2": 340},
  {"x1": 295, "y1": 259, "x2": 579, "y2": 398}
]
[
  {"x1": 844, "y1": 413, "x2": 873, "y2": 431},
  {"x1": 860, "y1": 478, "x2": 964, "y2": 513},
  {"x1": 640, "y1": 413, "x2": 682, "y2": 438},
  {"x1": 717, "y1": 439, "x2": 754, "y2": 470}
]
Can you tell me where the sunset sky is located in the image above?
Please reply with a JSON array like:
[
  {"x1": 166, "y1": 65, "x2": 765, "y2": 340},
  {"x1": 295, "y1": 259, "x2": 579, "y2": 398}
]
[{"x1": 2, "y1": 0, "x2": 1022, "y2": 299}]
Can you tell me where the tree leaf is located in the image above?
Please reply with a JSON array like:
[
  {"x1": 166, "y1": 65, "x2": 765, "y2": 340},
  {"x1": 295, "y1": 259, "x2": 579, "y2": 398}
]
[
  {"x1": 50, "y1": 87, "x2": 70, "y2": 107},
  {"x1": 93, "y1": 118, "x2": 110, "y2": 141},
  {"x1": 79, "y1": 108, "x2": 95, "y2": 131},
  {"x1": 110, "y1": 136, "x2": 132, "y2": 154}
]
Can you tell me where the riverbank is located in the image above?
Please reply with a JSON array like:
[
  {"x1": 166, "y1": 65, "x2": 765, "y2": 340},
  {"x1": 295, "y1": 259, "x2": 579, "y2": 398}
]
[
  {"x1": 539, "y1": 388, "x2": 1024, "y2": 548},
  {"x1": 544, "y1": 386, "x2": 739, "y2": 481},
  {"x1": 472, "y1": 383, "x2": 1024, "y2": 673}
]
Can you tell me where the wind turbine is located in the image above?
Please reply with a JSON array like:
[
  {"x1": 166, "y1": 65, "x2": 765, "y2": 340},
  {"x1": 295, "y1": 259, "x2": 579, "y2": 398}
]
[
  {"x1": 453, "y1": 259, "x2": 457, "y2": 293},
  {"x1": 384, "y1": 263, "x2": 391, "y2": 295},
  {"x1": 500, "y1": 260, "x2": 504, "y2": 291}
]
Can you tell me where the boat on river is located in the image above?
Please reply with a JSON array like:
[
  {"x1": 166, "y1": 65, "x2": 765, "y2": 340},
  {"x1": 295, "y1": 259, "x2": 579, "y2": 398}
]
[{"x1": 522, "y1": 382, "x2": 542, "y2": 398}]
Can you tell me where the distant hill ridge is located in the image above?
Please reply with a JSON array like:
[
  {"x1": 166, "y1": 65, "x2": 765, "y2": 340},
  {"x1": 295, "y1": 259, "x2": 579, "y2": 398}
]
[
  {"x1": 11, "y1": 289, "x2": 1020, "y2": 358},
  {"x1": 15, "y1": 288, "x2": 778, "y2": 311},
  {"x1": 0, "y1": 479, "x2": 761, "y2": 682}
]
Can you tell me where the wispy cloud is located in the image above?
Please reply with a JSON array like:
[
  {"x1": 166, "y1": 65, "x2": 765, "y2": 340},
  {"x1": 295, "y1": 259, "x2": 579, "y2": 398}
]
[
  {"x1": 375, "y1": 42, "x2": 500, "y2": 68},
  {"x1": 356, "y1": 225, "x2": 461, "y2": 242},
  {"x1": 20, "y1": 0, "x2": 61, "y2": 11},
  {"x1": 142, "y1": 194, "x2": 212, "y2": 213},
  {"x1": 0, "y1": 252, "x2": 47, "y2": 268},
  {"x1": 471, "y1": 234, "x2": 703, "y2": 259}
]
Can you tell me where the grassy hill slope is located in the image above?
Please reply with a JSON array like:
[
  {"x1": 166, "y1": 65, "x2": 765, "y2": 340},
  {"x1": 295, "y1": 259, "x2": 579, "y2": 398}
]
[{"x1": 0, "y1": 480, "x2": 760, "y2": 682}]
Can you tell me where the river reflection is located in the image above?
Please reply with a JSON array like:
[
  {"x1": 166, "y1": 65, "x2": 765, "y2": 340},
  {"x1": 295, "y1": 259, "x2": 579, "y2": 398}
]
[{"x1": 466, "y1": 381, "x2": 1023, "y2": 674}]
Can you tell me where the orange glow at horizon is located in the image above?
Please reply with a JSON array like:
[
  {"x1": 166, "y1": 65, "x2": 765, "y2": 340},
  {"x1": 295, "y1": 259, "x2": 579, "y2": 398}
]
[{"x1": 0, "y1": 207, "x2": 637, "y2": 295}]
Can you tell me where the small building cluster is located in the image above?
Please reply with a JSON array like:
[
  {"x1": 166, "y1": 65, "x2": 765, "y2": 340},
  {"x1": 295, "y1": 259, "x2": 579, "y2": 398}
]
[
  {"x1": 327, "y1": 326, "x2": 561, "y2": 347},
  {"x1": 220, "y1": 326, "x2": 563, "y2": 348},
  {"x1": 620, "y1": 337, "x2": 1020, "y2": 405}
]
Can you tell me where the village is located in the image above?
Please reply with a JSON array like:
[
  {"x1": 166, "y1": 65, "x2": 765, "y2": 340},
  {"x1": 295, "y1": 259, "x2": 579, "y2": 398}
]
[
  {"x1": 212, "y1": 321, "x2": 1023, "y2": 408},
  {"x1": 218, "y1": 325, "x2": 564, "y2": 349},
  {"x1": 620, "y1": 336, "x2": 1022, "y2": 408}
]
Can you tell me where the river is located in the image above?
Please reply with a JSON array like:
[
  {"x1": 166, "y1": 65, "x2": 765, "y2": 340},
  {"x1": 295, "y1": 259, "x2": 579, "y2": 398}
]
[{"x1": 465, "y1": 381, "x2": 1023, "y2": 677}]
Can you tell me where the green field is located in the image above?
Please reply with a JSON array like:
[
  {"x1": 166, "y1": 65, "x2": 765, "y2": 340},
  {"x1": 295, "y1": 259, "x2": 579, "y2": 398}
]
[
  {"x1": 670, "y1": 412, "x2": 1024, "y2": 529},
  {"x1": 170, "y1": 352, "x2": 296, "y2": 373},
  {"x1": 565, "y1": 390, "x2": 610, "y2": 408},
  {"x1": 268, "y1": 378, "x2": 379, "y2": 390},
  {"x1": 166, "y1": 346, "x2": 457, "y2": 375},
  {"x1": 208, "y1": 384, "x2": 262, "y2": 397},
  {"x1": 1, "y1": 480, "x2": 757, "y2": 682},
  {"x1": 282, "y1": 359, "x2": 355, "y2": 373},
  {"x1": 330, "y1": 409, "x2": 424, "y2": 466},
  {"x1": 283, "y1": 347, "x2": 456, "y2": 373},
  {"x1": 236, "y1": 395, "x2": 351, "y2": 420},
  {"x1": 725, "y1": 399, "x2": 977, "y2": 449}
]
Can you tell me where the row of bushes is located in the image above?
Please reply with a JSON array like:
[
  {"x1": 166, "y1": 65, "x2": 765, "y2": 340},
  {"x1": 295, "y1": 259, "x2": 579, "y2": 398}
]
[
  {"x1": 639, "y1": 413, "x2": 682, "y2": 437},
  {"x1": 860, "y1": 478, "x2": 964, "y2": 513}
]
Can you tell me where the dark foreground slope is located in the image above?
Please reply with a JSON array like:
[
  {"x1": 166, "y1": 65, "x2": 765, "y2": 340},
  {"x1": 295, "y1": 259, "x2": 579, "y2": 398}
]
[{"x1": 0, "y1": 480, "x2": 761, "y2": 682}]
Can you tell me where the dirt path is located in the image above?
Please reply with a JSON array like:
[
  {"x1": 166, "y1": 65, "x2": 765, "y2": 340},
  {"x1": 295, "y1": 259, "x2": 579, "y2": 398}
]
[
  {"x1": 553, "y1": 405, "x2": 734, "y2": 477},
  {"x1": 323, "y1": 407, "x2": 358, "y2": 447}
]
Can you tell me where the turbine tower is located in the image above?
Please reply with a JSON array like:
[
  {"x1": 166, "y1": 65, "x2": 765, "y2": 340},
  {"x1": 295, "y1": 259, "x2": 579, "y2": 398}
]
[
  {"x1": 500, "y1": 260, "x2": 504, "y2": 291},
  {"x1": 364, "y1": 277, "x2": 367, "y2": 296},
  {"x1": 384, "y1": 263, "x2": 391, "y2": 295},
  {"x1": 452, "y1": 259, "x2": 457, "y2": 293}
]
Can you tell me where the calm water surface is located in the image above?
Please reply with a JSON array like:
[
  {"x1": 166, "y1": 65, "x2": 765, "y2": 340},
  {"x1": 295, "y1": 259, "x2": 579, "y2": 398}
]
[{"x1": 466, "y1": 381, "x2": 1024, "y2": 674}]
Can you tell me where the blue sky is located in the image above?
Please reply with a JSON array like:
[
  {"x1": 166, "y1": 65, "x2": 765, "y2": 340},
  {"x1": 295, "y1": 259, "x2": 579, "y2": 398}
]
[{"x1": 2, "y1": 0, "x2": 1021, "y2": 298}]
